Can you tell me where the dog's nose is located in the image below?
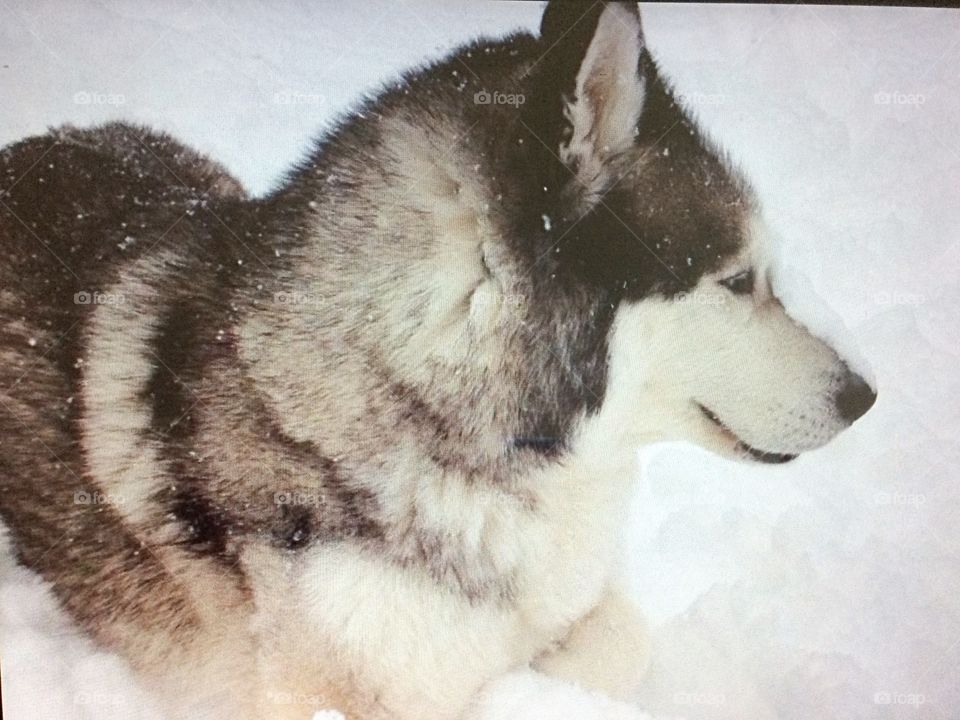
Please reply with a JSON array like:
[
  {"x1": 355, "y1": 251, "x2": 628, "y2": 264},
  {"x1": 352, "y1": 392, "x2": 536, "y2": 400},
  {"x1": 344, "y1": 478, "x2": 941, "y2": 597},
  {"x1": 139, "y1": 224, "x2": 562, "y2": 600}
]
[{"x1": 835, "y1": 372, "x2": 877, "y2": 424}]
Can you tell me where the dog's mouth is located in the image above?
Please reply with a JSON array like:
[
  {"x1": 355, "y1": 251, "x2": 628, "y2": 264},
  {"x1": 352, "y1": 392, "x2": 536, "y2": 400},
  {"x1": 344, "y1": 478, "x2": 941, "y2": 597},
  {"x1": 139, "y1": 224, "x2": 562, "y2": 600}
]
[{"x1": 696, "y1": 404, "x2": 798, "y2": 465}]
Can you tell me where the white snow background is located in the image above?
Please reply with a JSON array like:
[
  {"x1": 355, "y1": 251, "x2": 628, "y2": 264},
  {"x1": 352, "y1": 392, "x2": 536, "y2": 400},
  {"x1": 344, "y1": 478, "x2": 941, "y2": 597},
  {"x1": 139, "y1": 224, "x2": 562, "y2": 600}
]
[{"x1": 1, "y1": 1, "x2": 958, "y2": 718}]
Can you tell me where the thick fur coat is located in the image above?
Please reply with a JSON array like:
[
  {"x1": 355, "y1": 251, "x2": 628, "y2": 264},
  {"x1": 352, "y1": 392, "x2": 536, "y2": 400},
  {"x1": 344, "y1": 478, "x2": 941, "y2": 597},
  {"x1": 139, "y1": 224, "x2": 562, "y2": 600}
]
[{"x1": 0, "y1": 3, "x2": 874, "y2": 718}]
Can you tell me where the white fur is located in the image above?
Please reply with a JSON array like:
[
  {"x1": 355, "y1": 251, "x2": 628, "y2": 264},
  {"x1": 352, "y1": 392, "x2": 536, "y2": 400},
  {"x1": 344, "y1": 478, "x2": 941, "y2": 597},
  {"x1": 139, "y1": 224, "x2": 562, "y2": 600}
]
[
  {"x1": 571, "y1": 212, "x2": 854, "y2": 462},
  {"x1": 80, "y1": 253, "x2": 174, "y2": 528},
  {"x1": 285, "y1": 391, "x2": 644, "y2": 718},
  {"x1": 208, "y1": 303, "x2": 665, "y2": 720}
]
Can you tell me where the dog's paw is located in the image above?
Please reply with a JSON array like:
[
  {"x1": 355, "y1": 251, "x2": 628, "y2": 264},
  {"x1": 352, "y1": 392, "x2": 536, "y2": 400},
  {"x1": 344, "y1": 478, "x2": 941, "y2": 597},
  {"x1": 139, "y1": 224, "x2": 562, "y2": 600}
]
[
  {"x1": 464, "y1": 669, "x2": 653, "y2": 720},
  {"x1": 533, "y1": 589, "x2": 650, "y2": 702}
]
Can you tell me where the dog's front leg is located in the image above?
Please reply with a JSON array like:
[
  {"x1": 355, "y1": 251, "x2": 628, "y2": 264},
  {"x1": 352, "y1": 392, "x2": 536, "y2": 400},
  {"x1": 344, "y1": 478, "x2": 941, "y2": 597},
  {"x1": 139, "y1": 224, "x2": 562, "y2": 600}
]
[{"x1": 531, "y1": 585, "x2": 650, "y2": 702}]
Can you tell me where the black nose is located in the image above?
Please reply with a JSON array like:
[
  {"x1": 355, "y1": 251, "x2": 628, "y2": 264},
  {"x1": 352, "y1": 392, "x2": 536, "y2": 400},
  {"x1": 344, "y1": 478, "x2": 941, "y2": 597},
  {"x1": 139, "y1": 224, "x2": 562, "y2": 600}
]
[{"x1": 835, "y1": 372, "x2": 877, "y2": 424}]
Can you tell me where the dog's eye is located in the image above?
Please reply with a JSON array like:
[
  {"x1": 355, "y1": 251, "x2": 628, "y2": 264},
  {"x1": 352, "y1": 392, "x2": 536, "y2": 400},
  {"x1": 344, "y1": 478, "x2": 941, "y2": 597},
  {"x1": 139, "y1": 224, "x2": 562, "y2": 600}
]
[{"x1": 719, "y1": 269, "x2": 754, "y2": 295}]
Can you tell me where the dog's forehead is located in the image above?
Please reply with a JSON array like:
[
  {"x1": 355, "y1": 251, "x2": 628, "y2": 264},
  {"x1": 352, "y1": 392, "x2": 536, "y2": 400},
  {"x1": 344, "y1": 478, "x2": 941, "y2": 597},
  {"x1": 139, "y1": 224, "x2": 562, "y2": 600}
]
[
  {"x1": 614, "y1": 143, "x2": 755, "y2": 285},
  {"x1": 539, "y1": 147, "x2": 755, "y2": 302}
]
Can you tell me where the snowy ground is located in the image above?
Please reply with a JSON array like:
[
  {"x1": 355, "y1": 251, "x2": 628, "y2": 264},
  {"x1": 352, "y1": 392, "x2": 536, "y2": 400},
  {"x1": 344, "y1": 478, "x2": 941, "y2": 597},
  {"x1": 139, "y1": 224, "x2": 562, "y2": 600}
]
[{"x1": 1, "y1": 2, "x2": 958, "y2": 719}]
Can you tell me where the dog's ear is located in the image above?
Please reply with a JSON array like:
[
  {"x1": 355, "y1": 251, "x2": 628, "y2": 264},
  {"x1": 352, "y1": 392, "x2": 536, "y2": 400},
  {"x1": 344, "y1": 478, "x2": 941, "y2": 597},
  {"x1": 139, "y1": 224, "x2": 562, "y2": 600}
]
[{"x1": 536, "y1": 1, "x2": 646, "y2": 186}]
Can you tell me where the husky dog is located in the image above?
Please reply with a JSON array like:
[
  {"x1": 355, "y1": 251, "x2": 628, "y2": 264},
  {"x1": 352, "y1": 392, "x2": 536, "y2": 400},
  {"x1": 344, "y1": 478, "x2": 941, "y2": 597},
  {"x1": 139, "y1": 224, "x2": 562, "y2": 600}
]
[{"x1": 0, "y1": 2, "x2": 875, "y2": 718}]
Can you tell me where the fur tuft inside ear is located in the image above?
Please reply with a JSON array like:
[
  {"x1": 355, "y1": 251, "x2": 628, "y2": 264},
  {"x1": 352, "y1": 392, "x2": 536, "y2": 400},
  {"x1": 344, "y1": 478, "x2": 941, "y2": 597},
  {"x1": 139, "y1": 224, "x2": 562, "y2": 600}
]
[{"x1": 551, "y1": 2, "x2": 647, "y2": 191}]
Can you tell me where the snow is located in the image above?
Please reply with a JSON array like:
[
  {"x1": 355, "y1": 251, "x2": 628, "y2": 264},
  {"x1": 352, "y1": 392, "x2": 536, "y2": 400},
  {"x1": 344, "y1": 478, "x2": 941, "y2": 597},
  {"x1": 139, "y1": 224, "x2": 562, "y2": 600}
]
[
  {"x1": 465, "y1": 670, "x2": 661, "y2": 720},
  {"x1": 1, "y1": 2, "x2": 958, "y2": 719},
  {"x1": 311, "y1": 711, "x2": 345, "y2": 720},
  {"x1": 0, "y1": 527, "x2": 167, "y2": 720}
]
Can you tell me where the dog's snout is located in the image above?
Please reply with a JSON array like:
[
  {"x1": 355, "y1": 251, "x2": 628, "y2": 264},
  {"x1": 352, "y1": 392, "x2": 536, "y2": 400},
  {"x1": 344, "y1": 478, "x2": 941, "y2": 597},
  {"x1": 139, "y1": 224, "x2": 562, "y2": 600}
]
[{"x1": 835, "y1": 372, "x2": 877, "y2": 424}]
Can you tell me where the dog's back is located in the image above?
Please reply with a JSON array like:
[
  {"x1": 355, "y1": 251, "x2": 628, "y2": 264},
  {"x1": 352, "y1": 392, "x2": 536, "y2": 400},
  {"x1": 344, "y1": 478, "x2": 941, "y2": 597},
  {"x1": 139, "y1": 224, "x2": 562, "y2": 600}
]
[{"x1": 0, "y1": 121, "x2": 256, "y2": 685}]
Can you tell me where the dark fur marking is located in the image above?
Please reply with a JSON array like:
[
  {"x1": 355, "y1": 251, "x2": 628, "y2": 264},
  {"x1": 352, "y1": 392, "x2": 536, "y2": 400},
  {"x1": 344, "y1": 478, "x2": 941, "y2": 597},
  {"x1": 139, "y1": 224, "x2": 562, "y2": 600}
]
[
  {"x1": 169, "y1": 484, "x2": 233, "y2": 556},
  {"x1": 144, "y1": 301, "x2": 201, "y2": 440},
  {"x1": 272, "y1": 504, "x2": 314, "y2": 550},
  {"x1": 259, "y1": 413, "x2": 385, "y2": 543},
  {"x1": 512, "y1": 436, "x2": 561, "y2": 453},
  {"x1": 414, "y1": 527, "x2": 520, "y2": 606},
  {"x1": 390, "y1": 380, "x2": 452, "y2": 444},
  {"x1": 517, "y1": 58, "x2": 746, "y2": 302}
]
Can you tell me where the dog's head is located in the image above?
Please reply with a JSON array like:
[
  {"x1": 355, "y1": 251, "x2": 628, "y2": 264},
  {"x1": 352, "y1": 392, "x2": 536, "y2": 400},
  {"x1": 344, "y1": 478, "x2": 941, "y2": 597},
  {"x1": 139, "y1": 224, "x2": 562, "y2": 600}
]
[
  {"x1": 288, "y1": 1, "x2": 875, "y2": 470},
  {"x1": 499, "y1": 1, "x2": 876, "y2": 463}
]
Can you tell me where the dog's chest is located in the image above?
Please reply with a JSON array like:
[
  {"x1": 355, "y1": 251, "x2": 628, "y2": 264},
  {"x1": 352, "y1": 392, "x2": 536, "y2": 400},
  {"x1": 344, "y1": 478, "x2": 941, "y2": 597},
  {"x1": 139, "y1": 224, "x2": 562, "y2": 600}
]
[
  {"x1": 270, "y1": 451, "x2": 633, "y2": 717},
  {"x1": 511, "y1": 456, "x2": 633, "y2": 633}
]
